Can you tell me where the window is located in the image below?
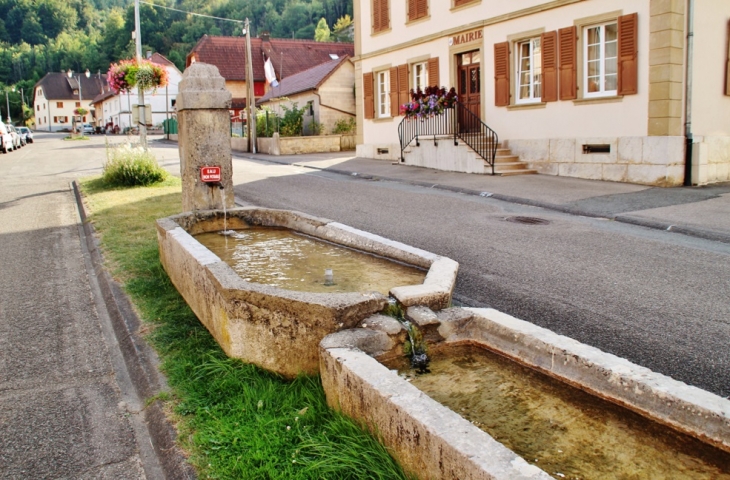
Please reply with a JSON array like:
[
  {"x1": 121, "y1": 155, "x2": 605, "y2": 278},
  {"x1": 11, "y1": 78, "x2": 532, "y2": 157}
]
[
  {"x1": 377, "y1": 70, "x2": 390, "y2": 117},
  {"x1": 408, "y1": 0, "x2": 428, "y2": 21},
  {"x1": 516, "y1": 38, "x2": 542, "y2": 103},
  {"x1": 584, "y1": 22, "x2": 618, "y2": 97},
  {"x1": 75, "y1": 101, "x2": 81, "y2": 108},
  {"x1": 413, "y1": 62, "x2": 428, "y2": 92},
  {"x1": 36, "y1": 105, "x2": 39, "y2": 111},
  {"x1": 56, "y1": 102, "x2": 63, "y2": 108},
  {"x1": 454, "y1": 0, "x2": 477, "y2": 7},
  {"x1": 372, "y1": 0, "x2": 390, "y2": 33}
]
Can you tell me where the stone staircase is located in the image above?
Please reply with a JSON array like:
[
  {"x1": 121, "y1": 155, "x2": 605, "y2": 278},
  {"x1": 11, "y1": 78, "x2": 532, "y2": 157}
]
[{"x1": 491, "y1": 143, "x2": 537, "y2": 176}]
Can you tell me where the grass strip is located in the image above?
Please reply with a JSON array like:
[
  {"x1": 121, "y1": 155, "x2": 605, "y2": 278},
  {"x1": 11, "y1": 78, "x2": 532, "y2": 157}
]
[{"x1": 80, "y1": 177, "x2": 412, "y2": 480}]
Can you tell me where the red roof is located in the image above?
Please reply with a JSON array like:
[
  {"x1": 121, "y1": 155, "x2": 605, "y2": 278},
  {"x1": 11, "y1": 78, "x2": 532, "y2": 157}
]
[
  {"x1": 257, "y1": 56, "x2": 350, "y2": 104},
  {"x1": 186, "y1": 35, "x2": 354, "y2": 83}
]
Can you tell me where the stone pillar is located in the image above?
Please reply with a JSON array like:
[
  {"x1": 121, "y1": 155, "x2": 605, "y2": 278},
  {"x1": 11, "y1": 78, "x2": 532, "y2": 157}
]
[
  {"x1": 648, "y1": 0, "x2": 685, "y2": 136},
  {"x1": 176, "y1": 63, "x2": 234, "y2": 212}
]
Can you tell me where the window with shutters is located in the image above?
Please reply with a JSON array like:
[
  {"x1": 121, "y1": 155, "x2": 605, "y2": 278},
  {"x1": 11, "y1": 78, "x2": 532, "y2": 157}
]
[
  {"x1": 377, "y1": 70, "x2": 391, "y2": 118},
  {"x1": 372, "y1": 0, "x2": 390, "y2": 34},
  {"x1": 453, "y1": 0, "x2": 478, "y2": 8},
  {"x1": 408, "y1": 0, "x2": 428, "y2": 22},
  {"x1": 56, "y1": 102, "x2": 63, "y2": 108},
  {"x1": 413, "y1": 62, "x2": 428, "y2": 92},
  {"x1": 515, "y1": 38, "x2": 542, "y2": 104},
  {"x1": 583, "y1": 22, "x2": 618, "y2": 97}
]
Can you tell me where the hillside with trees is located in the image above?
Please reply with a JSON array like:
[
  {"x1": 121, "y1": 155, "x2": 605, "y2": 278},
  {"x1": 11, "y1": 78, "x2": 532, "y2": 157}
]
[{"x1": 0, "y1": 0, "x2": 352, "y2": 123}]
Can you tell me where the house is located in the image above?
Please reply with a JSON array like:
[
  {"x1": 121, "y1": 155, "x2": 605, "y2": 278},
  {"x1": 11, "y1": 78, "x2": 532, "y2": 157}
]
[
  {"x1": 33, "y1": 71, "x2": 108, "y2": 131},
  {"x1": 256, "y1": 56, "x2": 355, "y2": 135},
  {"x1": 90, "y1": 53, "x2": 183, "y2": 132},
  {"x1": 186, "y1": 34, "x2": 354, "y2": 120},
  {"x1": 354, "y1": 0, "x2": 730, "y2": 186}
]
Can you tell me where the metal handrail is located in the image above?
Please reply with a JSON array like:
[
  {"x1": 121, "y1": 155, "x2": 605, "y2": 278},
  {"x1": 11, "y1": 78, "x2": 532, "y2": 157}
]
[{"x1": 398, "y1": 101, "x2": 498, "y2": 175}]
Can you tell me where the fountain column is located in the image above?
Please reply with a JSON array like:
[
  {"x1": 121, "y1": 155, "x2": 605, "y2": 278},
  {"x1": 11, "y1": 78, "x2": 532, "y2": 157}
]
[{"x1": 176, "y1": 63, "x2": 234, "y2": 211}]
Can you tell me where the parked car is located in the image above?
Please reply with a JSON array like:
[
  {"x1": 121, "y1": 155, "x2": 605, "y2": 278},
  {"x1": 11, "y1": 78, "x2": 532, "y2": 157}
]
[
  {"x1": 17, "y1": 127, "x2": 33, "y2": 144},
  {"x1": 82, "y1": 123, "x2": 95, "y2": 135},
  {"x1": 0, "y1": 122, "x2": 13, "y2": 153},
  {"x1": 8, "y1": 125, "x2": 22, "y2": 149}
]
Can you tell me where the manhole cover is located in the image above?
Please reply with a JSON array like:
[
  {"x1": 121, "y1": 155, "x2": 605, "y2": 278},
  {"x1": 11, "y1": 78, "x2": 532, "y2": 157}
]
[{"x1": 505, "y1": 216, "x2": 550, "y2": 225}]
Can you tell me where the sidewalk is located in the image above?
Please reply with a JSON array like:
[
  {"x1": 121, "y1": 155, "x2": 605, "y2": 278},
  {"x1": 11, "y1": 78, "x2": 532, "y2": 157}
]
[{"x1": 232, "y1": 150, "x2": 730, "y2": 244}]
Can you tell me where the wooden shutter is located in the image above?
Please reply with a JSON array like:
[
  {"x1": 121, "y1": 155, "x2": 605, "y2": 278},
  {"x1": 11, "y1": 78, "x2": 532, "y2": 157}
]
[
  {"x1": 398, "y1": 64, "x2": 410, "y2": 110},
  {"x1": 558, "y1": 26, "x2": 577, "y2": 100},
  {"x1": 363, "y1": 72, "x2": 374, "y2": 119},
  {"x1": 618, "y1": 13, "x2": 638, "y2": 95},
  {"x1": 494, "y1": 41, "x2": 510, "y2": 106},
  {"x1": 427, "y1": 57, "x2": 439, "y2": 87},
  {"x1": 408, "y1": 0, "x2": 416, "y2": 21},
  {"x1": 377, "y1": 0, "x2": 389, "y2": 31},
  {"x1": 390, "y1": 66, "x2": 399, "y2": 117},
  {"x1": 455, "y1": 0, "x2": 474, "y2": 6},
  {"x1": 541, "y1": 31, "x2": 558, "y2": 102}
]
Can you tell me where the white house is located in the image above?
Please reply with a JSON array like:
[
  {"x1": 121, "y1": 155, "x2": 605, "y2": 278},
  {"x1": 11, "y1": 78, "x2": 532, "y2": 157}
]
[
  {"x1": 354, "y1": 0, "x2": 730, "y2": 186},
  {"x1": 33, "y1": 71, "x2": 107, "y2": 131},
  {"x1": 91, "y1": 53, "x2": 183, "y2": 132}
]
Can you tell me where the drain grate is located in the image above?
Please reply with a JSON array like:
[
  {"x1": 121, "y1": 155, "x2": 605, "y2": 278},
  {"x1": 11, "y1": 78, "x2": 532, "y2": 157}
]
[{"x1": 505, "y1": 216, "x2": 550, "y2": 225}]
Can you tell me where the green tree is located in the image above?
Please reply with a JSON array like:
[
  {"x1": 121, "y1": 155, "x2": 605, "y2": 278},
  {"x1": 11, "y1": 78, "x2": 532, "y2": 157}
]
[
  {"x1": 332, "y1": 14, "x2": 352, "y2": 42},
  {"x1": 314, "y1": 17, "x2": 330, "y2": 42}
]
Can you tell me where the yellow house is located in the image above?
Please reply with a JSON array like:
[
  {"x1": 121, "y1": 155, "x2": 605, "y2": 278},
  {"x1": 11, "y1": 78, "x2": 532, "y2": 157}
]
[{"x1": 354, "y1": 0, "x2": 730, "y2": 186}]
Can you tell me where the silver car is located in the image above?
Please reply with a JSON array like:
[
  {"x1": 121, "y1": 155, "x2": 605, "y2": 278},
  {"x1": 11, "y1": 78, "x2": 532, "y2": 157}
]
[
  {"x1": 0, "y1": 122, "x2": 14, "y2": 153},
  {"x1": 17, "y1": 126, "x2": 33, "y2": 144},
  {"x1": 8, "y1": 125, "x2": 22, "y2": 148}
]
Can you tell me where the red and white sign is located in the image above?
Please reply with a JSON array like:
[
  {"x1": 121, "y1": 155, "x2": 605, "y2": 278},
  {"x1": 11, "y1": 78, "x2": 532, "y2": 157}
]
[{"x1": 200, "y1": 166, "x2": 221, "y2": 182}]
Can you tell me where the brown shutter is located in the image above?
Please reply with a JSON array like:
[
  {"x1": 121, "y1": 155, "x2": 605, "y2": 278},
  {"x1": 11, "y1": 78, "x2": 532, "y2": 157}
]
[
  {"x1": 494, "y1": 41, "x2": 510, "y2": 107},
  {"x1": 381, "y1": 0, "x2": 390, "y2": 31},
  {"x1": 372, "y1": 0, "x2": 379, "y2": 32},
  {"x1": 390, "y1": 66, "x2": 399, "y2": 116},
  {"x1": 427, "y1": 57, "x2": 439, "y2": 87},
  {"x1": 408, "y1": 0, "x2": 416, "y2": 21},
  {"x1": 618, "y1": 13, "x2": 638, "y2": 95},
  {"x1": 416, "y1": 0, "x2": 428, "y2": 18},
  {"x1": 363, "y1": 72, "x2": 374, "y2": 119},
  {"x1": 559, "y1": 26, "x2": 577, "y2": 100},
  {"x1": 398, "y1": 64, "x2": 410, "y2": 109},
  {"x1": 541, "y1": 31, "x2": 558, "y2": 102}
]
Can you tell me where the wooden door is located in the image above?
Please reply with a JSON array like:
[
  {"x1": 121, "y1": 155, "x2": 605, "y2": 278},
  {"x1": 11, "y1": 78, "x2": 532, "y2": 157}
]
[{"x1": 458, "y1": 50, "x2": 481, "y2": 132}]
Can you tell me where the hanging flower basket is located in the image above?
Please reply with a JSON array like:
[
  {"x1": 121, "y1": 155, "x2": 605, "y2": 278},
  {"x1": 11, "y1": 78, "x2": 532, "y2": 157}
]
[
  {"x1": 107, "y1": 58, "x2": 169, "y2": 94},
  {"x1": 74, "y1": 107, "x2": 88, "y2": 116},
  {"x1": 401, "y1": 86, "x2": 458, "y2": 119}
]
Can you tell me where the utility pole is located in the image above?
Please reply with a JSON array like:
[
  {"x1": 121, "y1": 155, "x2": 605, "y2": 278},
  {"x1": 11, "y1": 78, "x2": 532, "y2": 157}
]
[
  {"x1": 134, "y1": 0, "x2": 148, "y2": 147},
  {"x1": 244, "y1": 19, "x2": 257, "y2": 153}
]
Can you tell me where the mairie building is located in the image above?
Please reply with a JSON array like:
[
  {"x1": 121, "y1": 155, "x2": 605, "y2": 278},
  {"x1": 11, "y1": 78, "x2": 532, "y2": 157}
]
[{"x1": 353, "y1": 0, "x2": 730, "y2": 186}]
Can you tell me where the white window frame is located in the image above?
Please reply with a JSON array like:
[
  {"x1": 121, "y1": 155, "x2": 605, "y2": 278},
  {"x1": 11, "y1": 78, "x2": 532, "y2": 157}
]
[
  {"x1": 376, "y1": 70, "x2": 390, "y2": 118},
  {"x1": 515, "y1": 37, "x2": 542, "y2": 104},
  {"x1": 583, "y1": 21, "x2": 618, "y2": 98},
  {"x1": 412, "y1": 62, "x2": 428, "y2": 92}
]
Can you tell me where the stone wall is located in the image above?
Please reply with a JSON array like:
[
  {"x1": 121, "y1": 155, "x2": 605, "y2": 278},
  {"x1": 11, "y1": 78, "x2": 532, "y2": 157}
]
[{"x1": 509, "y1": 136, "x2": 686, "y2": 186}]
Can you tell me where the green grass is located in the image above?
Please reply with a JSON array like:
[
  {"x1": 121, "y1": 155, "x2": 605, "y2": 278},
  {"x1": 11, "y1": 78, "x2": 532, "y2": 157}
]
[{"x1": 79, "y1": 177, "x2": 412, "y2": 480}]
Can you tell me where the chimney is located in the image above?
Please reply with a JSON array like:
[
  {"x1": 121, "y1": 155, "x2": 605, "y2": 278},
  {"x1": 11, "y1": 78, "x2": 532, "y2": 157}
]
[
  {"x1": 146, "y1": 50, "x2": 152, "y2": 59},
  {"x1": 261, "y1": 32, "x2": 270, "y2": 42}
]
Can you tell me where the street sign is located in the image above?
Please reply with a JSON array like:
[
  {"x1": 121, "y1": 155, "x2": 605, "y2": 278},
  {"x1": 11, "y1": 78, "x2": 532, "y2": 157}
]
[{"x1": 200, "y1": 166, "x2": 221, "y2": 182}]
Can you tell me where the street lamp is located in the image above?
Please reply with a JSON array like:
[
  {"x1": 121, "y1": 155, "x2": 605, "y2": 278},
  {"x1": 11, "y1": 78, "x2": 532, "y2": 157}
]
[{"x1": 67, "y1": 69, "x2": 90, "y2": 132}]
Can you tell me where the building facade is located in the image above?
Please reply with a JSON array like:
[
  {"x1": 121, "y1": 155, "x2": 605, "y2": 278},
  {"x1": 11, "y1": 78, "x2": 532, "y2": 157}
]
[
  {"x1": 354, "y1": 0, "x2": 730, "y2": 186},
  {"x1": 33, "y1": 72, "x2": 107, "y2": 131}
]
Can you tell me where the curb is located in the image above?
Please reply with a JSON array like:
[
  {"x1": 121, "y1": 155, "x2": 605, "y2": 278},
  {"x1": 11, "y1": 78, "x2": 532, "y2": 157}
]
[
  {"x1": 72, "y1": 181, "x2": 196, "y2": 480},
  {"x1": 231, "y1": 152, "x2": 730, "y2": 245}
]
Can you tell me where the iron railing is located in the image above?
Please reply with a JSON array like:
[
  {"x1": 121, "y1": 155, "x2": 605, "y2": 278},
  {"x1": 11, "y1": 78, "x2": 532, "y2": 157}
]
[{"x1": 398, "y1": 101, "x2": 498, "y2": 174}]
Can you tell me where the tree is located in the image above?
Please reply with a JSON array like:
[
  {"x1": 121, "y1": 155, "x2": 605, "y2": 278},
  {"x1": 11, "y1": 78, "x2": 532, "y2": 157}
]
[
  {"x1": 314, "y1": 17, "x2": 330, "y2": 42},
  {"x1": 332, "y1": 14, "x2": 352, "y2": 42}
]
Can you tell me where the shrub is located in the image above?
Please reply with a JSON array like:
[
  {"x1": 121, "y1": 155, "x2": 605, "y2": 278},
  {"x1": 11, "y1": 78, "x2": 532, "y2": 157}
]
[
  {"x1": 102, "y1": 142, "x2": 168, "y2": 187},
  {"x1": 256, "y1": 107, "x2": 280, "y2": 138},
  {"x1": 332, "y1": 117, "x2": 356, "y2": 134},
  {"x1": 279, "y1": 102, "x2": 305, "y2": 137}
]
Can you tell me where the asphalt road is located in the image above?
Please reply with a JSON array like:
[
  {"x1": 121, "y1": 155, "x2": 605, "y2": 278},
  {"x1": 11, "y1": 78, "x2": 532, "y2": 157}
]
[
  {"x1": 231, "y1": 157, "x2": 730, "y2": 398},
  {"x1": 0, "y1": 133, "x2": 160, "y2": 479}
]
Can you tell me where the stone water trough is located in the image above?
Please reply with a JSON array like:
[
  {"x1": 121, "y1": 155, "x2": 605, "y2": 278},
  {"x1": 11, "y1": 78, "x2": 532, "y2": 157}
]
[{"x1": 156, "y1": 207, "x2": 458, "y2": 377}]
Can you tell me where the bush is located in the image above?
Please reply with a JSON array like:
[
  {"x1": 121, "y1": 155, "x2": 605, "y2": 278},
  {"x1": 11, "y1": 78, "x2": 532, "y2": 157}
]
[
  {"x1": 256, "y1": 107, "x2": 280, "y2": 138},
  {"x1": 332, "y1": 117, "x2": 356, "y2": 134},
  {"x1": 102, "y1": 142, "x2": 168, "y2": 187},
  {"x1": 279, "y1": 102, "x2": 305, "y2": 137}
]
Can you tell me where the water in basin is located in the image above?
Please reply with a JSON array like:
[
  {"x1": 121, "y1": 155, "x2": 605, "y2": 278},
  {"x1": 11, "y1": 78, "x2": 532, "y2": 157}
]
[
  {"x1": 195, "y1": 227, "x2": 426, "y2": 294},
  {"x1": 384, "y1": 344, "x2": 730, "y2": 480}
]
